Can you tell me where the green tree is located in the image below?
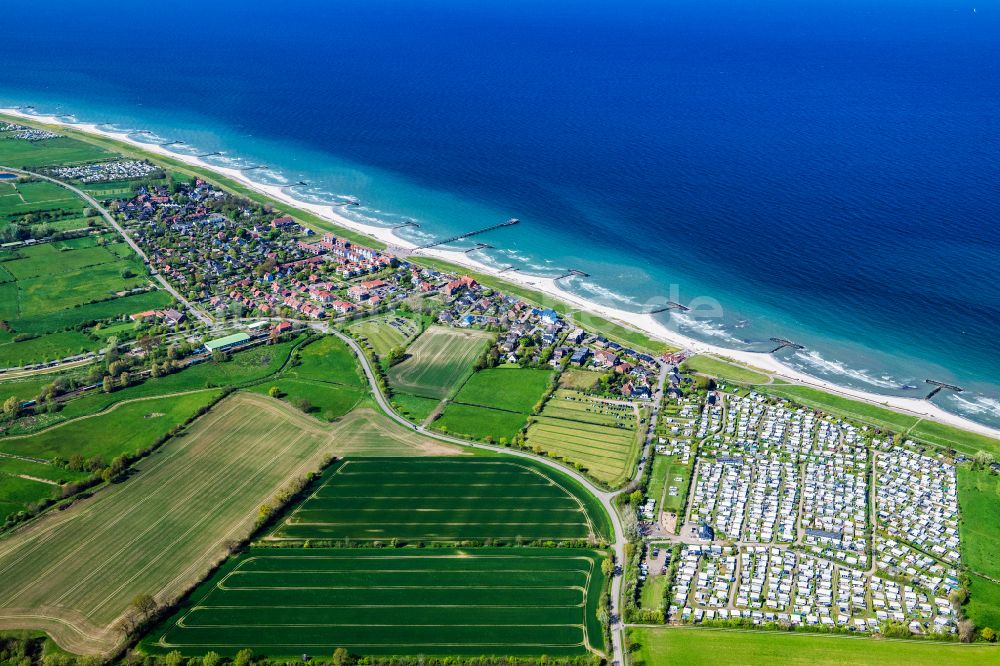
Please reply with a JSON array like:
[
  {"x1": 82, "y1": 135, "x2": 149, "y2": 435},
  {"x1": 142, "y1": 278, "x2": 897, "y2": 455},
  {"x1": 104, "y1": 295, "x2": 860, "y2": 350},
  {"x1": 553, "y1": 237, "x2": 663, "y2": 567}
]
[
  {"x1": 2, "y1": 395, "x2": 19, "y2": 418},
  {"x1": 982, "y1": 627, "x2": 997, "y2": 642},
  {"x1": 202, "y1": 652, "x2": 221, "y2": 666},
  {"x1": 233, "y1": 649, "x2": 253, "y2": 666},
  {"x1": 268, "y1": 385, "x2": 281, "y2": 398},
  {"x1": 164, "y1": 650, "x2": 185, "y2": 666},
  {"x1": 132, "y1": 592, "x2": 157, "y2": 618},
  {"x1": 331, "y1": 648, "x2": 351, "y2": 666}
]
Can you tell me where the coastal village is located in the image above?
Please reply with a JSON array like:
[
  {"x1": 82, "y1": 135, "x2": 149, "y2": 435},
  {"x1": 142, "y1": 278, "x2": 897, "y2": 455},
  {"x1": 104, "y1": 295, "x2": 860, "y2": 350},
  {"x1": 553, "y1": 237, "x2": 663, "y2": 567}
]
[
  {"x1": 1, "y1": 121, "x2": 998, "y2": 665},
  {"x1": 108, "y1": 177, "x2": 666, "y2": 400},
  {"x1": 108, "y1": 174, "x2": 974, "y2": 638}
]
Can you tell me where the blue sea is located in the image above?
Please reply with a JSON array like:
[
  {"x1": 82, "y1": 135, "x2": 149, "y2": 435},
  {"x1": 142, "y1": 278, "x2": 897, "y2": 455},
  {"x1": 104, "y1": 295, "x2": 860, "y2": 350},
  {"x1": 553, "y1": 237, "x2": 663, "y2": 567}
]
[{"x1": 2, "y1": 0, "x2": 999, "y2": 427}]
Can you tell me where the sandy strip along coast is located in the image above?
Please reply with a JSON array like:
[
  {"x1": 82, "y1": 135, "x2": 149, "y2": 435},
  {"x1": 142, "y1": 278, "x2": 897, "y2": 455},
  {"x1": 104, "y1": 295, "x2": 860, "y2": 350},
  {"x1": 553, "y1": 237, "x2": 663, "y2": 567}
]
[{"x1": 3, "y1": 107, "x2": 998, "y2": 442}]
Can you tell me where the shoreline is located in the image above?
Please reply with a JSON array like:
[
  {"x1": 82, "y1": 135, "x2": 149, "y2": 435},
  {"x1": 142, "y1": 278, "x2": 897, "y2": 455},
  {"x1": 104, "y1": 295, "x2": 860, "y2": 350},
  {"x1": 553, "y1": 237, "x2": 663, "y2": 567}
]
[{"x1": 3, "y1": 106, "x2": 1000, "y2": 442}]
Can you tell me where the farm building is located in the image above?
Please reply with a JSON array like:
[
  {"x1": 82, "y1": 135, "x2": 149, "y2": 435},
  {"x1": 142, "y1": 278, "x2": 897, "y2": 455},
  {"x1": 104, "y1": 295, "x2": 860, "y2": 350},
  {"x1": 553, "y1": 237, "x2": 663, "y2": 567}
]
[{"x1": 204, "y1": 332, "x2": 251, "y2": 352}]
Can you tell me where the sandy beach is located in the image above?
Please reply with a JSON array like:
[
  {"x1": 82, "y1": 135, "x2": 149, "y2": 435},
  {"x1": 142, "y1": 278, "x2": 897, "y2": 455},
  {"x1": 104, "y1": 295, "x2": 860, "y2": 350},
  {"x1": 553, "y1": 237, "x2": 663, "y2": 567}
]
[{"x1": 4, "y1": 106, "x2": 999, "y2": 442}]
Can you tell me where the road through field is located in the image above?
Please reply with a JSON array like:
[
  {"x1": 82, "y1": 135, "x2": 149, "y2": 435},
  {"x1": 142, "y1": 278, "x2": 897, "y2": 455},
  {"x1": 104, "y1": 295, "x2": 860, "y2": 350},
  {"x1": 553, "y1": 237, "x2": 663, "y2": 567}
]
[
  {"x1": 0, "y1": 165, "x2": 212, "y2": 325},
  {"x1": 327, "y1": 327, "x2": 664, "y2": 666}
]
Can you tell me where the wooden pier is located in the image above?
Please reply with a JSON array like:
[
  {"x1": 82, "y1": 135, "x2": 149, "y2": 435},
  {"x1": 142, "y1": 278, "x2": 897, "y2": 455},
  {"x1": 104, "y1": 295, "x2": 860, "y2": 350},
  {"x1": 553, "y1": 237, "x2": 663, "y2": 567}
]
[
  {"x1": 925, "y1": 379, "x2": 964, "y2": 400},
  {"x1": 498, "y1": 265, "x2": 518, "y2": 274},
  {"x1": 160, "y1": 140, "x2": 185, "y2": 147},
  {"x1": 415, "y1": 218, "x2": 519, "y2": 250},
  {"x1": 241, "y1": 165, "x2": 268, "y2": 171},
  {"x1": 464, "y1": 243, "x2": 493, "y2": 254},
  {"x1": 393, "y1": 221, "x2": 420, "y2": 230},
  {"x1": 196, "y1": 152, "x2": 222, "y2": 158},
  {"x1": 768, "y1": 337, "x2": 805, "y2": 353}
]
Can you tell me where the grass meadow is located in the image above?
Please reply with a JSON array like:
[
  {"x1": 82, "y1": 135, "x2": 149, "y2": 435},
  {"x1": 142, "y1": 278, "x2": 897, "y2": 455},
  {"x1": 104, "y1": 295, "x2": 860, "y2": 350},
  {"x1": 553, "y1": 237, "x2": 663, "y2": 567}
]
[
  {"x1": 433, "y1": 402, "x2": 529, "y2": 442},
  {"x1": 627, "y1": 627, "x2": 998, "y2": 666},
  {"x1": 348, "y1": 312, "x2": 421, "y2": 358},
  {"x1": 957, "y1": 466, "x2": 1000, "y2": 581},
  {"x1": 452, "y1": 367, "x2": 554, "y2": 413},
  {"x1": 390, "y1": 391, "x2": 441, "y2": 423},
  {"x1": 0, "y1": 135, "x2": 111, "y2": 169}
]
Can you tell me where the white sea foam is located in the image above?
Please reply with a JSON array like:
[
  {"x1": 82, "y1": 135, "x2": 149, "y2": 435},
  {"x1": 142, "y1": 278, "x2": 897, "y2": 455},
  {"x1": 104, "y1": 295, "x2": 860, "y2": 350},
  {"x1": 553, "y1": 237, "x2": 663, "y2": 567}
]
[
  {"x1": 670, "y1": 312, "x2": 744, "y2": 345},
  {"x1": 569, "y1": 278, "x2": 643, "y2": 308},
  {"x1": 948, "y1": 393, "x2": 1000, "y2": 418},
  {"x1": 790, "y1": 350, "x2": 902, "y2": 390}
]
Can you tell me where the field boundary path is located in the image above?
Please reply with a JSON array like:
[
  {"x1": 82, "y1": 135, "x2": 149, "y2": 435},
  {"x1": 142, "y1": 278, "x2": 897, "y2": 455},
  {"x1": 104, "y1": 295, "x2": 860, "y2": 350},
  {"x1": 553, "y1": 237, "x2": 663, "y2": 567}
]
[{"x1": 0, "y1": 165, "x2": 213, "y2": 325}]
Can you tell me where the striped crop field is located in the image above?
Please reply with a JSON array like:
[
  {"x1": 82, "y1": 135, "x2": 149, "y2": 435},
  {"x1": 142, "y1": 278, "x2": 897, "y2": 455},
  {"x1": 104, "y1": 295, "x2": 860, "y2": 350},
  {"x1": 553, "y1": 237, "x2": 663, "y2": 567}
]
[
  {"x1": 0, "y1": 394, "x2": 457, "y2": 655},
  {"x1": 145, "y1": 548, "x2": 607, "y2": 658},
  {"x1": 387, "y1": 326, "x2": 492, "y2": 400},
  {"x1": 526, "y1": 391, "x2": 643, "y2": 487},
  {"x1": 266, "y1": 457, "x2": 606, "y2": 543}
]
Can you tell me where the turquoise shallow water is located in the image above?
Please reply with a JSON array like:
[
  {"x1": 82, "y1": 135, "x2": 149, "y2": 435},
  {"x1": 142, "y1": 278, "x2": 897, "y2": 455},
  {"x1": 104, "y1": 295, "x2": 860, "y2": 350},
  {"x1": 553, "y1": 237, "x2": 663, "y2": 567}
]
[{"x1": 1, "y1": 0, "x2": 998, "y2": 427}]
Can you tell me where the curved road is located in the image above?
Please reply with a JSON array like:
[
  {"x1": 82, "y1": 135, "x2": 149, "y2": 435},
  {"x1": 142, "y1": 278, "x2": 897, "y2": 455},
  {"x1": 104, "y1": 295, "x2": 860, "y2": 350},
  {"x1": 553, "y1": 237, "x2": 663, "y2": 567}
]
[
  {"x1": 2, "y1": 163, "x2": 632, "y2": 660},
  {"x1": 0, "y1": 166, "x2": 212, "y2": 325},
  {"x1": 326, "y1": 327, "x2": 630, "y2": 665}
]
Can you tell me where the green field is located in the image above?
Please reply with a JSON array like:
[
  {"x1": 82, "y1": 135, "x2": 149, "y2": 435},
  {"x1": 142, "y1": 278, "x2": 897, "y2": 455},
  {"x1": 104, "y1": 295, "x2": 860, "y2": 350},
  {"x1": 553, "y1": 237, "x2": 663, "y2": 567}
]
[
  {"x1": 0, "y1": 393, "x2": 447, "y2": 655},
  {"x1": 242, "y1": 335, "x2": 367, "y2": 421},
  {"x1": 1, "y1": 243, "x2": 120, "y2": 280},
  {"x1": 249, "y1": 378, "x2": 362, "y2": 421},
  {"x1": 681, "y1": 355, "x2": 770, "y2": 385},
  {"x1": 288, "y1": 335, "x2": 365, "y2": 389},
  {"x1": 657, "y1": 460, "x2": 693, "y2": 513},
  {"x1": 0, "y1": 179, "x2": 85, "y2": 222},
  {"x1": 0, "y1": 451, "x2": 90, "y2": 522},
  {"x1": 966, "y1": 576, "x2": 1000, "y2": 633},
  {"x1": 390, "y1": 391, "x2": 441, "y2": 423},
  {"x1": 387, "y1": 326, "x2": 492, "y2": 399},
  {"x1": 909, "y1": 419, "x2": 1000, "y2": 457},
  {"x1": 348, "y1": 312, "x2": 421, "y2": 357},
  {"x1": 559, "y1": 367, "x2": 603, "y2": 391},
  {"x1": 268, "y1": 457, "x2": 601, "y2": 542},
  {"x1": 11, "y1": 289, "x2": 173, "y2": 335},
  {"x1": 146, "y1": 547, "x2": 607, "y2": 658},
  {"x1": 957, "y1": 466, "x2": 1000, "y2": 581},
  {"x1": 0, "y1": 390, "x2": 220, "y2": 463},
  {"x1": 433, "y1": 402, "x2": 530, "y2": 442},
  {"x1": 763, "y1": 384, "x2": 920, "y2": 432},
  {"x1": 0, "y1": 236, "x2": 154, "y2": 366},
  {"x1": 0, "y1": 136, "x2": 111, "y2": 169},
  {"x1": 627, "y1": 627, "x2": 998, "y2": 666},
  {"x1": 525, "y1": 391, "x2": 642, "y2": 486},
  {"x1": 452, "y1": 367, "x2": 554, "y2": 413},
  {"x1": 0, "y1": 330, "x2": 95, "y2": 366}
]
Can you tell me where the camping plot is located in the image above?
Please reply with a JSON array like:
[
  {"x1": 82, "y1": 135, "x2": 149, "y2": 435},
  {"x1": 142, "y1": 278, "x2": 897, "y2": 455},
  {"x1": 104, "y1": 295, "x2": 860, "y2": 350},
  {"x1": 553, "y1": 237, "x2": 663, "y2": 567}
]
[
  {"x1": 266, "y1": 457, "x2": 603, "y2": 542},
  {"x1": 145, "y1": 547, "x2": 607, "y2": 658}
]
